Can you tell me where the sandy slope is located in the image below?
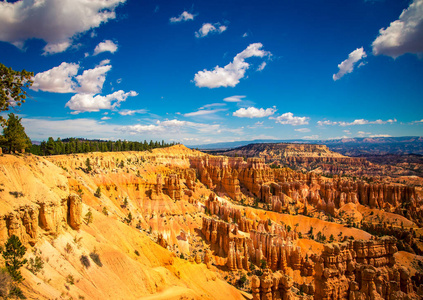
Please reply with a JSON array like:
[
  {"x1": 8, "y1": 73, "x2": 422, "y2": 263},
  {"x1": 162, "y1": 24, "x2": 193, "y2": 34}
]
[{"x1": 0, "y1": 149, "x2": 244, "y2": 300}]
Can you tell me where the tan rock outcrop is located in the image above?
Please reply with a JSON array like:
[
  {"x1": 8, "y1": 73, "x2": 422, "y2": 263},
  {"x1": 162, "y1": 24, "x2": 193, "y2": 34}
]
[{"x1": 67, "y1": 194, "x2": 82, "y2": 230}]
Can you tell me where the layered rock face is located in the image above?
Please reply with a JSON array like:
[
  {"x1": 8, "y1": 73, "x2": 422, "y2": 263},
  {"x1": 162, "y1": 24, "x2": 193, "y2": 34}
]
[
  {"x1": 1, "y1": 205, "x2": 39, "y2": 246},
  {"x1": 0, "y1": 195, "x2": 82, "y2": 246},
  {"x1": 220, "y1": 143, "x2": 370, "y2": 175},
  {"x1": 192, "y1": 156, "x2": 423, "y2": 223}
]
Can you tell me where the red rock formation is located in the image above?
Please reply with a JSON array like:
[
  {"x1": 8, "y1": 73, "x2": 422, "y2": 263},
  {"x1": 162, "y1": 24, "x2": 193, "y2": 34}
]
[
  {"x1": 252, "y1": 269, "x2": 295, "y2": 300},
  {"x1": 194, "y1": 154, "x2": 422, "y2": 222},
  {"x1": 157, "y1": 233, "x2": 168, "y2": 249},
  {"x1": 204, "y1": 249, "x2": 213, "y2": 269},
  {"x1": 163, "y1": 174, "x2": 182, "y2": 200},
  {"x1": 314, "y1": 237, "x2": 414, "y2": 300}
]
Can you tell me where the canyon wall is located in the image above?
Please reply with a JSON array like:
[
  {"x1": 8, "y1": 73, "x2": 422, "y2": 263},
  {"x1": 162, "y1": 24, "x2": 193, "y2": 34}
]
[{"x1": 191, "y1": 156, "x2": 423, "y2": 224}]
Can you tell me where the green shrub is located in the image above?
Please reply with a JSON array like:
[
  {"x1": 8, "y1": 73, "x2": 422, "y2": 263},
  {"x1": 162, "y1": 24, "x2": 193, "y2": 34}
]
[
  {"x1": 27, "y1": 256, "x2": 44, "y2": 275},
  {"x1": 94, "y1": 187, "x2": 101, "y2": 198},
  {"x1": 66, "y1": 274, "x2": 74, "y2": 285},
  {"x1": 89, "y1": 252, "x2": 102, "y2": 267},
  {"x1": 80, "y1": 255, "x2": 90, "y2": 268}
]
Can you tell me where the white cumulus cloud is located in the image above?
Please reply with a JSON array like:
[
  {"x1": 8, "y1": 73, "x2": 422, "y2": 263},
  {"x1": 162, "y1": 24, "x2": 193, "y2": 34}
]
[
  {"x1": 270, "y1": 112, "x2": 309, "y2": 126},
  {"x1": 65, "y1": 90, "x2": 137, "y2": 113},
  {"x1": 333, "y1": 47, "x2": 367, "y2": 81},
  {"x1": 0, "y1": 0, "x2": 126, "y2": 55},
  {"x1": 195, "y1": 23, "x2": 227, "y2": 38},
  {"x1": 170, "y1": 11, "x2": 195, "y2": 23},
  {"x1": 31, "y1": 62, "x2": 79, "y2": 93},
  {"x1": 372, "y1": 0, "x2": 423, "y2": 58},
  {"x1": 194, "y1": 43, "x2": 271, "y2": 88},
  {"x1": 32, "y1": 62, "x2": 112, "y2": 94},
  {"x1": 94, "y1": 40, "x2": 118, "y2": 55},
  {"x1": 75, "y1": 65, "x2": 112, "y2": 94},
  {"x1": 233, "y1": 107, "x2": 276, "y2": 118}
]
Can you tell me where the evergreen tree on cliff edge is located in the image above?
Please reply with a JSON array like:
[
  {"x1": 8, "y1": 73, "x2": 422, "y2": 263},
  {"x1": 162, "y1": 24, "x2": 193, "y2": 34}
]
[
  {"x1": 0, "y1": 62, "x2": 33, "y2": 153},
  {"x1": 1, "y1": 113, "x2": 31, "y2": 153}
]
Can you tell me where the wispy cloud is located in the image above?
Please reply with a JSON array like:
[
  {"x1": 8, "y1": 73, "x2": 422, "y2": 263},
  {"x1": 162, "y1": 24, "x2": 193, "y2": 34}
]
[
  {"x1": 317, "y1": 118, "x2": 397, "y2": 126},
  {"x1": 302, "y1": 135, "x2": 319, "y2": 140},
  {"x1": 170, "y1": 11, "x2": 195, "y2": 23},
  {"x1": 118, "y1": 109, "x2": 148, "y2": 116},
  {"x1": 117, "y1": 119, "x2": 225, "y2": 136},
  {"x1": 184, "y1": 108, "x2": 227, "y2": 117},
  {"x1": 194, "y1": 43, "x2": 271, "y2": 88},
  {"x1": 294, "y1": 128, "x2": 310, "y2": 133},
  {"x1": 223, "y1": 95, "x2": 246, "y2": 102},
  {"x1": 247, "y1": 121, "x2": 265, "y2": 129},
  {"x1": 195, "y1": 23, "x2": 227, "y2": 38},
  {"x1": 333, "y1": 47, "x2": 366, "y2": 81},
  {"x1": 369, "y1": 134, "x2": 392, "y2": 137},
  {"x1": 199, "y1": 103, "x2": 227, "y2": 109},
  {"x1": 257, "y1": 62, "x2": 267, "y2": 71},
  {"x1": 22, "y1": 117, "x2": 119, "y2": 140},
  {"x1": 357, "y1": 131, "x2": 392, "y2": 138}
]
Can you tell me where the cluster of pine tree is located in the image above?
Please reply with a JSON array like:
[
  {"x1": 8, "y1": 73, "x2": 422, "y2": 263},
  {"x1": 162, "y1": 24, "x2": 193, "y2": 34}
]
[{"x1": 29, "y1": 137, "x2": 178, "y2": 156}]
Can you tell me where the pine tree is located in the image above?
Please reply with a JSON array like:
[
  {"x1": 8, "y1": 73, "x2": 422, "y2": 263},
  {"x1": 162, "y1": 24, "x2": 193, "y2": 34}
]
[
  {"x1": 0, "y1": 63, "x2": 33, "y2": 126},
  {"x1": 2, "y1": 235, "x2": 27, "y2": 282},
  {"x1": 45, "y1": 137, "x2": 55, "y2": 155},
  {"x1": 1, "y1": 113, "x2": 31, "y2": 153}
]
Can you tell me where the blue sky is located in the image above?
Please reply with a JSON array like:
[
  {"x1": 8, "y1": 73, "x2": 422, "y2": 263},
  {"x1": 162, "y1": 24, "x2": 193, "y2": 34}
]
[{"x1": 1, "y1": 0, "x2": 422, "y2": 145}]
